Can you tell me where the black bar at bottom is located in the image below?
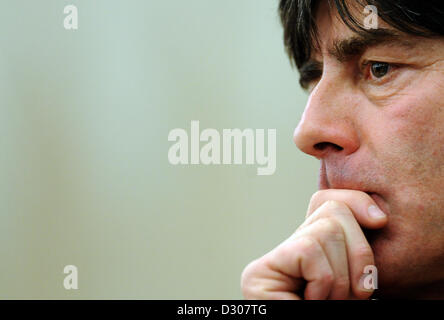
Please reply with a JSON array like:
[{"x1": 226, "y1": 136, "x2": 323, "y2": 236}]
[{"x1": 0, "y1": 300, "x2": 440, "y2": 318}]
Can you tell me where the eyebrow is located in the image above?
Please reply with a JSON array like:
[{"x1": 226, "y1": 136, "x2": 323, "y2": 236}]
[
  {"x1": 329, "y1": 29, "x2": 416, "y2": 61},
  {"x1": 299, "y1": 29, "x2": 417, "y2": 89}
]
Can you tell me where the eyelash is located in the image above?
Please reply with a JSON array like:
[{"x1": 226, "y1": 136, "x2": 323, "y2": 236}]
[
  {"x1": 361, "y1": 61, "x2": 398, "y2": 84},
  {"x1": 305, "y1": 60, "x2": 401, "y2": 92}
]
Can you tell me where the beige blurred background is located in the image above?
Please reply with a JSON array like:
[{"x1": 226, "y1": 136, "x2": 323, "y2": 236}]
[{"x1": 0, "y1": 0, "x2": 318, "y2": 298}]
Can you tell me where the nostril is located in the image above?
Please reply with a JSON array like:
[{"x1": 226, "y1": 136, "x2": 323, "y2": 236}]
[{"x1": 314, "y1": 142, "x2": 343, "y2": 152}]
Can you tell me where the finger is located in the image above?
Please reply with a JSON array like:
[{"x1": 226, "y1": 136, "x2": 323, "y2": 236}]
[
  {"x1": 294, "y1": 217, "x2": 350, "y2": 299},
  {"x1": 323, "y1": 232, "x2": 350, "y2": 300},
  {"x1": 268, "y1": 237, "x2": 334, "y2": 300},
  {"x1": 305, "y1": 189, "x2": 388, "y2": 229},
  {"x1": 302, "y1": 200, "x2": 376, "y2": 299},
  {"x1": 240, "y1": 260, "x2": 302, "y2": 300}
]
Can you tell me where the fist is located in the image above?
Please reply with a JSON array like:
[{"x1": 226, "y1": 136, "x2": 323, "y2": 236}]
[{"x1": 241, "y1": 190, "x2": 388, "y2": 300}]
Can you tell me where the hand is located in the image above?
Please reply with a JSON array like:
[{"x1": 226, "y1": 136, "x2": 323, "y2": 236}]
[{"x1": 241, "y1": 190, "x2": 388, "y2": 300}]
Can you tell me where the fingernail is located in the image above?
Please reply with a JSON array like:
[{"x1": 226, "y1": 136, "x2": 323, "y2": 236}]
[{"x1": 368, "y1": 205, "x2": 386, "y2": 220}]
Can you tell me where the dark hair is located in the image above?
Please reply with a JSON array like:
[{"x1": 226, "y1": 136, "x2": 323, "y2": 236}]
[{"x1": 279, "y1": 0, "x2": 444, "y2": 73}]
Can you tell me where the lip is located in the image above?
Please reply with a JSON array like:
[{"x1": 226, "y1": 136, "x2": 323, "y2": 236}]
[
  {"x1": 318, "y1": 160, "x2": 390, "y2": 215},
  {"x1": 318, "y1": 161, "x2": 329, "y2": 190},
  {"x1": 319, "y1": 162, "x2": 389, "y2": 215}
]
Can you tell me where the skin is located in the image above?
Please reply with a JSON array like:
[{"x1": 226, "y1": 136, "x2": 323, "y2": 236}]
[{"x1": 241, "y1": 1, "x2": 444, "y2": 299}]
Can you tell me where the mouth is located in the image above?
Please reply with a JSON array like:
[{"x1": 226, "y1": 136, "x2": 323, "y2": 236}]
[{"x1": 318, "y1": 161, "x2": 390, "y2": 216}]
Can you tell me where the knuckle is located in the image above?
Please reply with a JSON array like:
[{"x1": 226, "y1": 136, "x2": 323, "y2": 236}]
[
  {"x1": 240, "y1": 259, "x2": 265, "y2": 297},
  {"x1": 308, "y1": 198, "x2": 352, "y2": 220},
  {"x1": 315, "y1": 218, "x2": 345, "y2": 242},
  {"x1": 293, "y1": 237, "x2": 319, "y2": 255},
  {"x1": 320, "y1": 271, "x2": 335, "y2": 286},
  {"x1": 307, "y1": 191, "x2": 327, "y2": 216},
  {"x1": 324, "y1": 200, "x2": 351, "y2": 215},
  {"x1": 309, "y1": 190, "x2": 326, "y2": 204},
  {"x1": 334, "y1": 276, "x2": 350, "y2": 290},
  {"x1": 240, "y1": 263, "x2": 253, "y2": 287},
  {"x1": 353, "y1": 245, "x2": 374, "y2": 262},
  {"x1": 315, "y1": 217, "x2": 336, "y2": 231},
  {"x1": 271, "y1": 244, "x2": 293, "y2": 263},
  {"x1": 241, "y1": 279, "x2": 256, "y2": 299},
  {"x1": 241, "y1": 258, "x2": 261, "y2": 283}
]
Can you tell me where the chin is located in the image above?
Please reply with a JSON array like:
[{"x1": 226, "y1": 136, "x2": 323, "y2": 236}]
[
  {"x1": 366, "y1": 227, "x2": 437, "y2": 299},
  {"x1": 369, "y1": 239, "x2": 409, "y2": 298}
]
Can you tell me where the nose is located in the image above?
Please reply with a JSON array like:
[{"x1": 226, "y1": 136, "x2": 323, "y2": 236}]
[{"x1": 293, "y1": 77, "x2": 360, "y2": 159}]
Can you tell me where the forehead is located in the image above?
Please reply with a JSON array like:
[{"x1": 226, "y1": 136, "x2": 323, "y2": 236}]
[
  {"x1": 311, "y1": 4, "x2": 444, "y2": 62},
  {"x1": 312, "y1": 1, "x2": 394, "y2": 56}
]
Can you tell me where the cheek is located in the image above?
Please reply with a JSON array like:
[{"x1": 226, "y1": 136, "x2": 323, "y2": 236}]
[
  {"x1": 384, "y1": 92, "x2": 442, "y2": 156},
  {"x1": 363, "y1": 90, "x2": 444, "y2": 190}
]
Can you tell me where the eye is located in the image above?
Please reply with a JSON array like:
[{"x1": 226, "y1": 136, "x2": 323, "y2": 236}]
[
  {"x1": 360, "y1": 60, "x2": 399, "y2": 85},
  {"x1": 370, "y1": 62, "x2": 391, "y2": 78}
]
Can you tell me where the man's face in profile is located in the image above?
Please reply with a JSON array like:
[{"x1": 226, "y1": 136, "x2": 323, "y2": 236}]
[{"x1": 293, "y1": 1, "x2": 444, "y2": 295}]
